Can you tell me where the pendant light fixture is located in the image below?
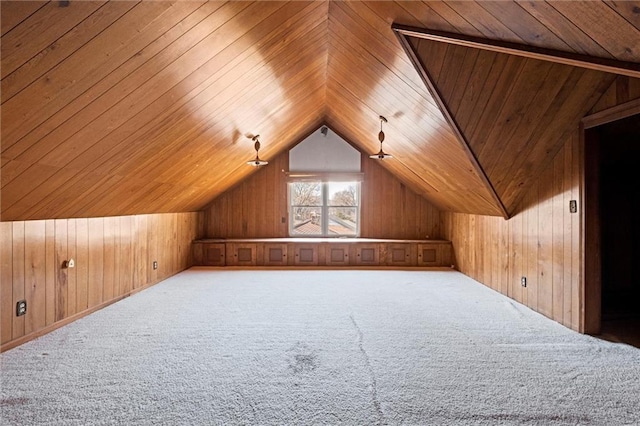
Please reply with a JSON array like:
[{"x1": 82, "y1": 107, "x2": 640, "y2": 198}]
[
  {"x1": 247, "y1": 134, "x2": 268, "y2": 167},
  {"x1": 370, "y1": 115, "x2": 392, "y2": 160}
]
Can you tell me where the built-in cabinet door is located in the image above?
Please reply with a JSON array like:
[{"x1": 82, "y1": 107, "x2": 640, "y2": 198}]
[
  {"x1": 417, "y1": 244, "x2": 439, "y2": 266},
  {"x1": 200, "y1": 243, "x2": 226, "y2": 266},
  {"x1": 193, "y1": 240, "x2": 450, "y2": 268},
  {"x1": 294, "y1": 244, "x2": 319, "y2": 266},
  {"x1": 417, "y1": 243, "x2": 453, "y2": 267},
  {"x1": 227, "y1": 243, "x2": 257, "y2": 266},
  {"x1": 263, "y1": 243, "x2": 288, "y2": 266},
  {"x1": 385, "y1": 243, "x2": 415, "y2": 266},
  {"x1": 352, "y1": 244, "x2": 379, "y2": 265},
  {"x1": 326, "y1": 245, "x2": 349, "y2": 266}
]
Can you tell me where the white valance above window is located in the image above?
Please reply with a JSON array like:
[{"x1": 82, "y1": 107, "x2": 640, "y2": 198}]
[{"x1": 289, "y1": 126, "x2": 361, "y2": 173}]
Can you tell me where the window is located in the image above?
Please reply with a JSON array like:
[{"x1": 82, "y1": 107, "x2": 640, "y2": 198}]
[{"x1": 289, "y1": 181, "x2": 360, "y2": 237}]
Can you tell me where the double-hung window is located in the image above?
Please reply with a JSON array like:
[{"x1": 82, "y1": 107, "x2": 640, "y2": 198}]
[{"x1": 289, "y1": 181, "x2": 360, "y2": 237}]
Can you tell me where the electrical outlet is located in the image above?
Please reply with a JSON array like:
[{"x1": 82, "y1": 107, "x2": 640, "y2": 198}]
[
  {"x1": 152, "y1": 261, "x2": 158, "y2": 270},
  {"x1": 16, "y1": 300, "x2": 27, "y2": 317},
  {"x1": 521, "y1": 276, "x2": 527, "y2": 287},
  {"x1": 569, "y1": 200, "x2": 577, "y2": 213}
]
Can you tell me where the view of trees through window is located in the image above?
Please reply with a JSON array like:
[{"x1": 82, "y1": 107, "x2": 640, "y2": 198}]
[{"x1": 290, "y1": 181, "x2": 360, "y2": 236}]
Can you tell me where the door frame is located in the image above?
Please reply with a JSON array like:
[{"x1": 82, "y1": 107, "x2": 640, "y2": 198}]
[{"x1": 580, "y1": 98, "x2": 640, "y2": 334}]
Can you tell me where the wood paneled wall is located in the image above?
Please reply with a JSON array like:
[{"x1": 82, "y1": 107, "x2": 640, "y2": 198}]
[
  {"x1": 0, "y1": 212, "x2": 200, "y2": 351},
  {"x1": 442, "y1": 133, "x2": 581, "y2": 330},
  {"x1": 360, "y1": 155, "x2": 441, "y2": 239},
  {"x1": 202, "y1": 152, "x2": 290, "y2": 238},
  {"x1": 202, "y1": 150, "x2": 441, "y2": 239},
  {"x1": 442, "y1": 76, "x2": 640, "y2": 332}
]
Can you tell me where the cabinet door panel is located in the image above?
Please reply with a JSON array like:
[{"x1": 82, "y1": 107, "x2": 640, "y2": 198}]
[
  {"x1": 385, "y1": 244, "x2": 415, "y2": 266},
  {"x1": 203, "y1": 244, "x2": 226, "y2": 266},
  {"x1": 294, "y1": 245, "x2": 318, "y2": 265},
  {"x1": 326, "y1": 245, "x2": 349, "y2": 266},
  {"x1": 417, "y1": 243, "x2": 453, "y2": 267},
  {"x1": 264, "y1": 243, "x2": 288, "y2": 266},
  {"x1": 227, "y1": 244, "x2": 257, "y2": 266},
  {"x1": 353, "y1": 244, "x2": 380, "y2": 265}
]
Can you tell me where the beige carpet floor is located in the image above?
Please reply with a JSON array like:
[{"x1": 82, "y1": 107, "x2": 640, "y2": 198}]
[{"x1": 1, "y1": 269, "x2": 639, "y2": 425}]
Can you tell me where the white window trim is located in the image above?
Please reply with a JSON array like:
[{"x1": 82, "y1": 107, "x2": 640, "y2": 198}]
[{"x1": 288, "y1": 181, "x2": 361, "y2": 238}]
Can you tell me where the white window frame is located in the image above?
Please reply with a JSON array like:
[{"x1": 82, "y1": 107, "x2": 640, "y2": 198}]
[{"x1": 288, "y1": 180, "x2": 361, "y2": 237}]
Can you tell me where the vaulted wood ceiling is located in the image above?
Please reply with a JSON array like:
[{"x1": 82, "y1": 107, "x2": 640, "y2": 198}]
[{"x1": 2, "y1": 1, "x2": 639, "y2": 221}]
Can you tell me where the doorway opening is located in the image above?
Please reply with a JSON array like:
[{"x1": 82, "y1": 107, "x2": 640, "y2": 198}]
[{"x1": 584, "y1": 111, "x2": 640, "y2": 347}]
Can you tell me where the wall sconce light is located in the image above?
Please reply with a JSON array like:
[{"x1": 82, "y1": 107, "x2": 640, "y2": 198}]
[
  {"x1": 370, "y1": 116, "x2": 392, "y2": 160},
  {"x1": 247, "y1": 135, "x2": 268, "y2": 167}
]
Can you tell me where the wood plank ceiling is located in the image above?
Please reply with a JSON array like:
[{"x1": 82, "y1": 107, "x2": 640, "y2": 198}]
[{"x1": 1, "y1": 1, "x2": 639, "y2": 221}]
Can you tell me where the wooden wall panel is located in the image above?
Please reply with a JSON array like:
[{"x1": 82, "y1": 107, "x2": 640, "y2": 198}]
[
  {"x1": 132, "y1": 215, "x2": 147, "y2": 291},
  {"x1": 24, "y1": 220, "x2": 46, "y2": 335},
  {"x1": 443, "y1": 86, "x2": 640, "y2": 332},
  {"x1": 54, "y1": 219, "x2": 67, "y2": 322},
  {"x1": 0, "y1": 212, "x2": 200, "y2": 352},
  {"x1": 443, "y1": 133, "x2": 581, "y2": 330},
  {"x1": 12, "y1": 222, "x2": 25, "y2": 339},
  {"x1": 87, "y1": 218, "x2": 104, "y2": 309},
  {"x1": 103, "y1": 216, "x2": 117, "y2": 303},
  {"x1": 202, "y1": 150, "x2": 442, "y2": 240},
  {"x1": 44, "y1": 219, "x2": 55, "y2": 326},
  {"x1": 0, "y1": 222, "x2": 13, "y2": 344},
  {"x1": 202, "y1": 151, "x2": 290, "y2": 239},
  {"x1": 66, "y1": 219, "x2": 77, "y2": 318},
  {"x1": 75, "y1": 218, "x2": 89, "y2": 314},
  {"x1": 118, "y1": 216, "x2": 133, "y2": 296},
  {"x1": 360, "y1": 156, "x2": 441, "y2": 239}
]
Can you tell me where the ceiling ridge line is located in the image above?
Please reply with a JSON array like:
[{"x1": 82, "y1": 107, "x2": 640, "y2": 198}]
[{"x1": 393, "y1": 27, "x2": 510, "y2": 220}]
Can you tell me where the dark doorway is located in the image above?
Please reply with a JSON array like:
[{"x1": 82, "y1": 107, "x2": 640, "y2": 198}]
[{"x1": 590, "y1": 113, "x2": 640, "y2": 347}]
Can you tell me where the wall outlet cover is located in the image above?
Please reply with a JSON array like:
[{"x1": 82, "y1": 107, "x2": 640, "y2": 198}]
[
  {"x1": 569, "y1": 200, "x2": 578, "y2": 213},
  {"x1": 16, "y1": 300, "x2": 27, "y2": 317}
]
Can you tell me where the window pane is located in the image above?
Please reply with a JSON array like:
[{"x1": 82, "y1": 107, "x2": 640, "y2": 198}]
[
  {"x1": 289, "y1": 180, "x2": 360, "y2": 237},
  {"x1": 328, "y1": 207, "x2": 358, "y2": 236},
  {"x1": 290, "y1": 182, "x2": 322, "y2": 206},
  {"x1": 328, "y1": 182, "x2": 358, "y2": 206},
  {"x1": 291, "y1": 207, "x2": 323, "y2": 235}
]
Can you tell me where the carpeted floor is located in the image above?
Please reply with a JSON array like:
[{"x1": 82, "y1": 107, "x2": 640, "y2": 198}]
[{"x1": 1, "y1": 269, "x2": 639, "y2": 425}]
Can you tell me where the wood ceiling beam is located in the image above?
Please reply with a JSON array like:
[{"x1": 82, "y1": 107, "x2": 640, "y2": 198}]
[
  {"x1": 392, "y1": 24, "x2": 640, "y2": 79},
  {"x1": 582, "y1": 97, "x2": 640, "y2": 129},
  {"x1": 393, "y1": 29, "x2": 510, "y2": 219}
]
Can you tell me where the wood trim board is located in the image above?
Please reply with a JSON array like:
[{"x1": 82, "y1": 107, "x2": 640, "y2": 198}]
[{"x1": 393, "y1": 24, "x2": 640, "y2": 79}]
